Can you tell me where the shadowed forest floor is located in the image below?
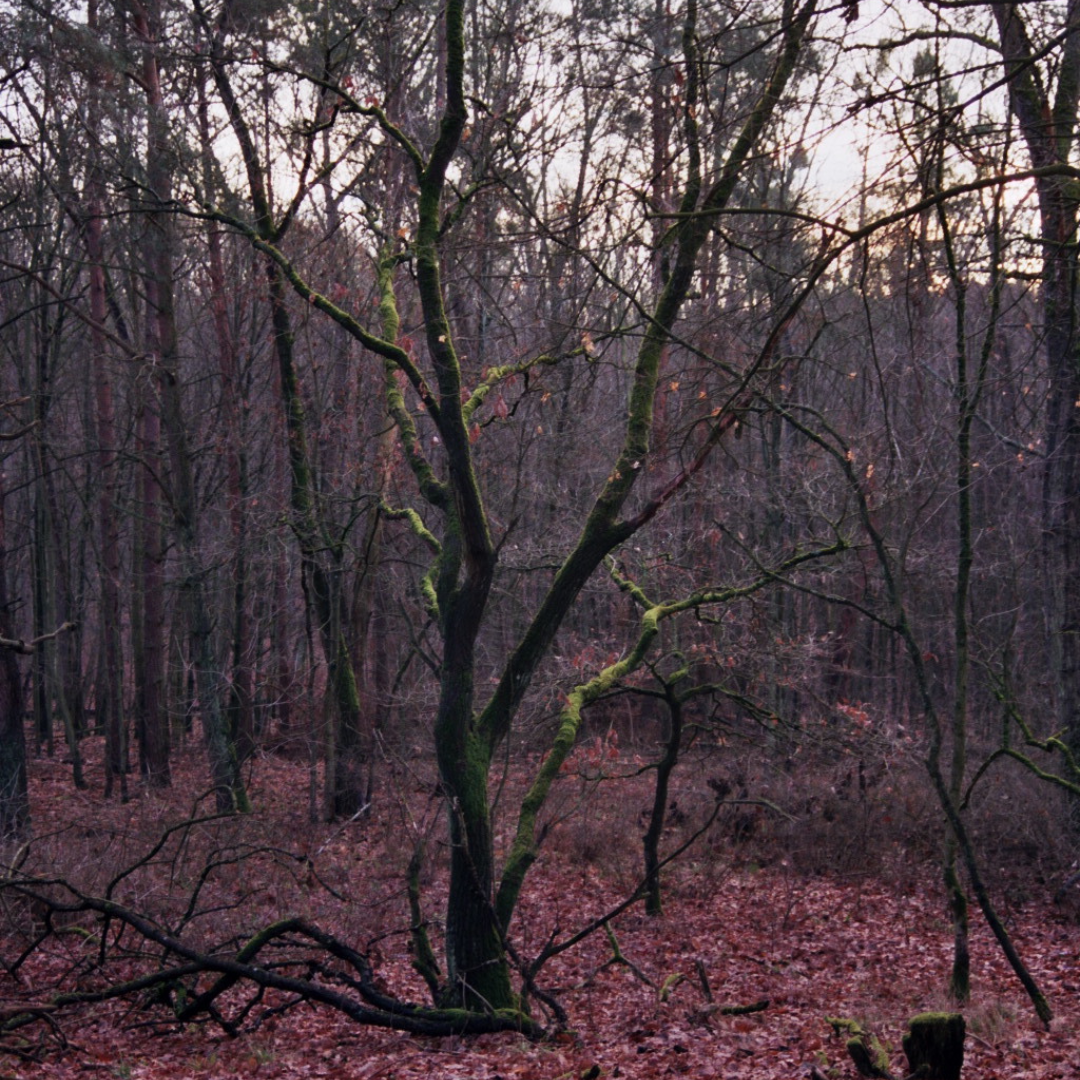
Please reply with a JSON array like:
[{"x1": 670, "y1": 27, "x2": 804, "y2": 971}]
[{"x1": 2, "y1": 740, "x2": 1077, "y2": 1079}]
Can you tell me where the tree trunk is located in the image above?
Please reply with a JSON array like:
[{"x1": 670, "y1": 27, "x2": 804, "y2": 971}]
[
  {"x1": 29, "y1": 366, "x2": 82, "y2": 787},
  {"x1": 644, "y1": 690, "x2": 683, "y2": 916},
  {"x1": 133, "y1": 393, "x2": 169, "y2": 788},
  {"x1": 198, "y1": 70, "x2": 254, "y2": 764},
  {"x1": 0, "y1": 475, "x2": 29, "y2": 840},
  {"x1": 137, "y1": 0, "x2": 245, "y2": 812},
  {"x1": 991, "y1": 1, "x2": 1080, "y2": 817},
  {"x1": 82, "y1": 24, "x2": 134, "y2": 789},
  {"x1": 436, "y1": 573, "x2": 508, "y2": 1010},
  {"x1": 264, "y1": 264, "x2": 365, "y2": 819}
]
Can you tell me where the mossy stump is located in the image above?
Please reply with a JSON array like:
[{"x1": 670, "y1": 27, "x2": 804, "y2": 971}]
[
  {"x1": 903, "y1": 1012, "x2": 965, "y2": 1080},
  {"x1": 827, "y1": 1018, "x2": 892, "y2": 1078}
]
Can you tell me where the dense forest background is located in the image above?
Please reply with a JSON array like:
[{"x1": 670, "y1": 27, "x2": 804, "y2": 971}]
[{"x1": 2, "y1": 0, "x2": 1080, "y2": 1068}]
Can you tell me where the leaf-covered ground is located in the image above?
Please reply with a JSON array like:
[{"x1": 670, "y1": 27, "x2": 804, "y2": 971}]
[{"x1": 2, "y1": 742, "x2": 1077, "y2": 1079}]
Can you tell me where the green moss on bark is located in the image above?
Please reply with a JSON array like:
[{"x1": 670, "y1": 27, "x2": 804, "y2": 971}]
[{"x1": 903, "y1": 1012, "x2": 965, "y2": 1080}]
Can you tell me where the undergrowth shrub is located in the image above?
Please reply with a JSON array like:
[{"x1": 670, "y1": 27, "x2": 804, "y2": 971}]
[{"x1": 552, "y1": 720, "x2": 1077, "y2": 898}]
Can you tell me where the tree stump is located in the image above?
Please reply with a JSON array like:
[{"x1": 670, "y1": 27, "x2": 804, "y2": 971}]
[
  {"x1": 902, "y1": 1012, "x2": 965, "y2": 1080},
  {"x1": 827, "y1": 1018, "x2": 893, "y2": 1078}
]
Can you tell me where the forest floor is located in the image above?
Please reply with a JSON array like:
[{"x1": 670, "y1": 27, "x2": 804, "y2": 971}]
[{"x1": 1, "y1": 738, "x2": 1077, "y2": 1080}]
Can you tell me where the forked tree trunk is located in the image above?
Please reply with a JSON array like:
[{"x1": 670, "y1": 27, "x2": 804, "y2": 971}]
[{"x1": 204, "y1": 0, "x2": 817, "y2": 1013}]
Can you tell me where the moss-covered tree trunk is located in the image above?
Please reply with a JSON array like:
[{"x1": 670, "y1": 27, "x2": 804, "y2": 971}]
[
  {"x1": 436, "y1": 599, "x2": 509, "y2": 1009},
  {"x1": 396, "y1": 0, "x2": 814, "y2": 1010}
]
